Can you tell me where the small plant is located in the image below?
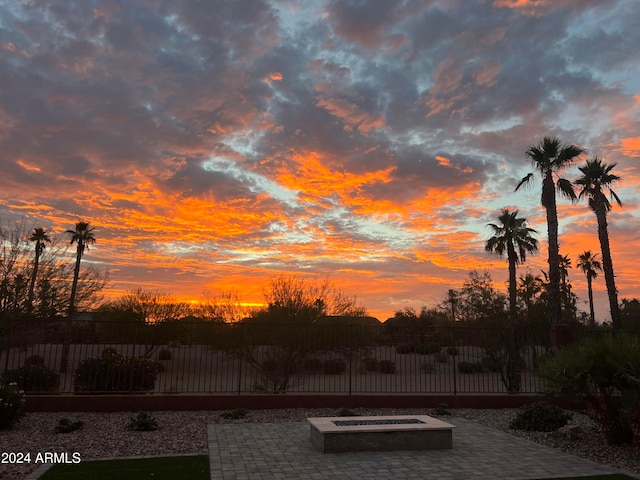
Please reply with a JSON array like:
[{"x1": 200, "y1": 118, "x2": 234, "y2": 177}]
[
  {"x1": 158, "y1": 349, "x2": 172, "y2": 361},
  {"x1": 323, "y1": 358, "x2": 346, "y2": 375},
  {"x1": 509, "y1": 402, "x2": 572, "y2": 432},
  {"x1": 432, "y1": 403, "x2": 451, "y2": 416},
  {"x1": 458, "y1": 361, "x2": 483, "y2": 374},
  {"x1": 435, "y1": 351, "x2": 449, "y2": 363},
  {"x1": 101, "y1": 347, "x2": 120, "y2": 360},
  {"x1": 415, "y1": 343, "x2": 441, "y2": 355},
  {"x1": 361, "y1": 357, "x2": 379, "y2": 372},
  {"x1": 55, "y1": 418, "x2": 84, "y2": 434},
  {"x1": 303, "y1": 357, "x2": 323, "y2": 373},
  {"x1": 395, "y1": 344, "x2": 413, "y2": 354},
  {"x1": 481, "y1": 355, "x2": 500, "y2": 372},
  {"x1": 446, "y1": 346, "x2": 459, "y2": 356},
  {"x1": 337, "y1": 408, "x2": 357, "y2": 416},
  {"x1": 378, "y1": 360, "x2": 396, "y2": 374},
  {"x1": 421, "y1": 362, "x2": 434, "y2": 373},
  {"x1": 3, "y1": 364, "x2": 60, "y2": 393},
  {"x1": 127, "y1": 411, "x2": 158, "y2": 431},
  {"x1": 220, "y1": 408, "x2": 248, "y2": 420},
  {"x1": 24, "y1": 355, "x2": 45, "y2": 366},
  {"x1": 0, "y1": 378, "x2": 25, "y2": 429}
]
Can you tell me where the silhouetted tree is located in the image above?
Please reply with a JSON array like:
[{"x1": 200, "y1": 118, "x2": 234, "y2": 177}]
[
  {"x1": 577, "y1": 251, "x2": 602, "y2": 327},
  {"x1": 516, "y1": 137, "x2": 584, "y2": 325},
  {"x1": 27, "y1": 228, "x2": 50, "y2": 315},
  {"x1": 576, "y1": 158, "x2": 622, "y2": 331}
]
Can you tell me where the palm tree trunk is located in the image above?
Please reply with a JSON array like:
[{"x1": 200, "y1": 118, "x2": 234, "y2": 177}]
[
  {"x1": 507, "y1": 243, "x2": 517, "y2": 320},
  {"x1": 587, "y1": 275, "x2": 595, "y2": 328},
  {"x1": 595, "y1": 203, "x2": 621, "y2": 331},
  {"x1": 543, "y1": 173, "x2": 562, "y2": 325},
  {"x1": 27, "y1": 245, "x2": 40, "y2": 315},
  {"x1": 60, "y1": 244, "x2": 83, "y2": 373}
]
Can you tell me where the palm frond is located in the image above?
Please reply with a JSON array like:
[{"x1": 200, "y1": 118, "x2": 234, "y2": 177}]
[
  {"x1": 556, "y1": 178, "x2": 577, "y2": 201},
  {"x1": 515, "y1": 173, "x2": 533, "y2": 191}
]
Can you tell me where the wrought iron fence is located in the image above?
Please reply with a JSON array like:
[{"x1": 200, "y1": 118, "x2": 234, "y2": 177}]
[{"x1": 0, "y1": 318, "x2": 597, "y2": 395}]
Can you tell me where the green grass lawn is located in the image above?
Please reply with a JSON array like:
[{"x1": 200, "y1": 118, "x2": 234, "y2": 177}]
[
  {"x1": 533, "y1": 475, "x2": 638, "y2": 480},
  {"x1": 39, "y1": 454, "x2": 209, "y2": 480}
]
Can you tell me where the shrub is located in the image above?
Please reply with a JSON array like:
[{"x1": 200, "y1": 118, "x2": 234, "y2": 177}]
[
  {"x1": 537, "y1": 333, "x2": 640, "y2": 445},
  {"x1": 0, "y1": 378, "x2": 25, "y2": 429},
  {"x1": 432, "y1": 403, "x2": 451, "y2": 416},
  {"x1": 421, "y1": 362, "x2": 434, "y2": 373},
  {"x1": 481, "y1": 355, "x2": 500, "y2": 372},
  {"x1": 446, "y1": 346, "x2": 459, "y2": 356},
  {"x1": 303, "y1": 357, "x2": 323, "y2": 373},
  {"x1": 378, "y1": 360, "x2": 396, "y2": 374},
  {"x1": 395, "y1": 344, "x2": 413, "y2": 354},
  {"x1": 127, "y1": 411, "x2": 158, "y2": 431},
  {"x1": 323, "y1": 358, "x2": 346, "y2": 375},
  {"x1": 458, "y1": 361, "x2": 483, "y2": 374},
  {"x1": 220, "y1": 408, "x2": 248, "y2": 420},
  {"x1": 3, "y1": 364, "x2": 59, "y2": 393},
  {"x1": 158, "y1": 349, "x2": 172, "y2": 361},
  {"x1": 74, "y1": 353, "x2": 159, "y2": 393},
  {"x1": 337, "y1": 408, "x2": 357, "y2": 416},
  {"x1": 361, "y1": 357, "x2": 379, "y2": 372},
  {"x1": 415, "y1": 343, "x2": 441, "y2": 355},
  {"x1": 101, "y1": 347, "x2": 120, "y2": 360},
  {"x1": 24, "y1": 355, "x2": 45, "y2": 366},
  {"x1": 509, "y1": 402, "x2": 572, "y2": 432},
  {"x1": 435, "y1": 351, "x2": 449, "y2": 363},
  {"x1": 55, "y1": 418, "x2": 84, "y2": 434}
]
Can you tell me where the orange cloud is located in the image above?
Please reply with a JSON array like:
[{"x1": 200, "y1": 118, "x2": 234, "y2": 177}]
[{"x1": 621, "y1": 137, "x2": 640, "y2": 157}]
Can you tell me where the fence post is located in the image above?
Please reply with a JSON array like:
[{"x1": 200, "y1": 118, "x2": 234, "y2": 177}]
[
  {"x1": 451, "y1": 326, "x2": 457, "y2": 395},
  {"x1": 237, "y1": 323, "x2": 244, "y2": 395},
  {"x1": 348, "y1": 323, "x2": 352, "y2": 396}
]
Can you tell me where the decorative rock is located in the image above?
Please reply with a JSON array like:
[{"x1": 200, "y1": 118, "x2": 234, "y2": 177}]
[{"x1": 556, "y1": 425, "x2": 583, "y2": 441}]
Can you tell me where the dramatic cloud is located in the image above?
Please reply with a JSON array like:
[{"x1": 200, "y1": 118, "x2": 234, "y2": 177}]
[{"x1": 1, "y1": 0, "x2": 638, "y2": 321}]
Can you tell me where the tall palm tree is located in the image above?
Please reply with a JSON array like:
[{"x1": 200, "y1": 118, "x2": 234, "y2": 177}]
[
  {"x1": 66, "y1": 221, "x2": 96, "y2": 316},
  {"x1": 576, "y1": 158, "x2": 622, "y2": 331},
  {"x1": 516, "y1": 137, "x2": 584, "y2": 325},
  {"x1": 577, "y1": 250, "x2": 602, "y2": 327},
  {"x1": 60, "y1": 221, "x2": 96, "y2": 373},
  {"x1": 27, "y1": 227, "x2": 51, "y2": 315},
  {"x1": 486, "y1": 209, "x2": 539, "y2": 319}
]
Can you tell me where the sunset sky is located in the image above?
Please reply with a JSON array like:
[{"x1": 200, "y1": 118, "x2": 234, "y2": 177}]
[{"x1": 1, "y1": 0, "x2": 639, "y2": 322}]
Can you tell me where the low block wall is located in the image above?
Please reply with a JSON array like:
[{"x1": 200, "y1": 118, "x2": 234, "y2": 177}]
[{"x1": 25, "y1": 393, "x2": 571, "y2": 412}]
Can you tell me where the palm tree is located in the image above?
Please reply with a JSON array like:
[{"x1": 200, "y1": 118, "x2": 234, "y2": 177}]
[
  {"x1": 486, "y1": 209, "x2": 539, "y2": 319},
  {"x1": 27, "y1": 227, "x2": 51, "y2": 315},
  {"x1": 66, "y1": 221, "x2": 96, "y2": 316},
  {"x1": 577, "y1": 250, "x2": 602, "y2": 327},
  {"x1": 576, "y1": 157, "x2": 622, "y2": 331},
  {"x1": 516, "y1": 137, "x2": 584, "y2": 325},
  {"x1": 60, "y1": 221, "x2": 96, "y2": 373}
]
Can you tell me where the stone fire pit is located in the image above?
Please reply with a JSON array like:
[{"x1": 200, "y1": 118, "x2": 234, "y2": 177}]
[{"x1": 307, "y1": 415, "x2": 455, "y2": 453}]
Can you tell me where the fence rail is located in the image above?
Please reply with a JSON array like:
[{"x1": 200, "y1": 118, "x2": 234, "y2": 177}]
[{"x1": 0, "y1": 318, "x2": 595, "y2": 395}]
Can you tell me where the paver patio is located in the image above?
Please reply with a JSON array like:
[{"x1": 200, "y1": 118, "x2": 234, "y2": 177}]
[{"x1": 208, "y1": 418, "x2": 637, "y2": 479}]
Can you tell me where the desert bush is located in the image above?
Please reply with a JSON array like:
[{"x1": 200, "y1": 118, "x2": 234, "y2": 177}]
[
  {"x1": 24, "y1": 355, "x2": 45, "y2": 366},
  {"x1": 158, "y1": 349, "x2": 172, "y2": 361},
  {"x1": 481, "y1": 355, "x2": 500, "y2": 372},
  {"x1": 361, "y1": 357, "x2": 379, "y2": 372},
  {"x1": 55, "y1": 418, "x2": 84, "y2": 434},
  {"x1": 415, "y1": 343, "x2": 441, "y2": 355},
  {"x1": 432, "y1": 403, "x2": 451, "y2": 416},
  {"x1": 537, "y1": 333, "x2": 640, "y2": 445},
  {"x1": 127, "y1": 411, "x2": 158, "y2": 431},
  {"x1": 0, "y1": 378, "x2": 25, "y2": 429},
  {"x1": 458, "y1": 361, "x2": 483, "y2": 374},
  {"x1": 446, "y1": 346, "x2": 459, "y2": 356},
  {"x1": 395, "y1": 344, "x2": 413, "y2": 354},
  {"x1": 74, "y1": 352, "x2": 159, "y2": 393},
  {"x1": 3, "y1": 364, "x2": 59, "y2": 393},
  {"x1": 509, "y1": 402, "x2": 572, "y2": 432},
  {"x1": 435, "y1": 351, "x2": 449, "y2": 363},
  {"x1": 323, "y1": 358, "x2": 346, "y2": 375},
  {"x1": 303, "y1": 357, "x2": 323, "y2": 373},
  {"x1": 220, "y1": 408, "x2": 248, "y2": 420},
  {"x1": 378, "y1": 360, "x2": 396, "y2": 374}
]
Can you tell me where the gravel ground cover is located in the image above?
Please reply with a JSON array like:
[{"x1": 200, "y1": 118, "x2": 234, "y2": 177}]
[{"x1": 1, "y1": 407, "x2": 638, "y2": 480}]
